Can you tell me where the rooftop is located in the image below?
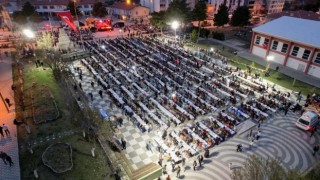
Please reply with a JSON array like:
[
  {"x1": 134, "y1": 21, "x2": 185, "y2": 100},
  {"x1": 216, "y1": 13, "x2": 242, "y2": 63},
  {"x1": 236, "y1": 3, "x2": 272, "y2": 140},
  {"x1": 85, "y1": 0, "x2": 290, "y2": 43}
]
[
  {"x1": 266, "y1": 10, "x2": 320, "y2": 21},
  {"x1": 253, "y1": 16, "x2": 320, "y2": 48},
  {"x1": 30, "y1": 0, "x2": 100, "y2": 6},
  {"x1": 109, "y1": 2, "x2": 139, "y2": 11}
]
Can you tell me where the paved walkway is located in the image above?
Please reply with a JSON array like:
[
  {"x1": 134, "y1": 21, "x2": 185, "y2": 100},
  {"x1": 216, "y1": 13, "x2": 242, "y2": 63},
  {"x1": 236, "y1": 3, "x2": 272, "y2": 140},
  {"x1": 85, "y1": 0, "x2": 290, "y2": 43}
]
[
  {"x1": 200, "y1": 38, "x2": 320, "y2": 88},
  {"x1": 0, "y1": 49, "x2": 20, "y2": 179}
]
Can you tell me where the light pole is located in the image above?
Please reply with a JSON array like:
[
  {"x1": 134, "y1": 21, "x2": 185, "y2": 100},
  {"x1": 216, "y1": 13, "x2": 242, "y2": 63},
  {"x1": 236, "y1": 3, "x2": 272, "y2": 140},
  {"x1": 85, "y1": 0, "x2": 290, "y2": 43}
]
[
  {"x1": 73, "y1": 0, "x2": 85, "y2": 51},
  {"x1": 266, "y1": 55, "x2": 274, "y2": 71},
  {"x1": 171, "y1": 21, "x2": 179, "y2": 43}
]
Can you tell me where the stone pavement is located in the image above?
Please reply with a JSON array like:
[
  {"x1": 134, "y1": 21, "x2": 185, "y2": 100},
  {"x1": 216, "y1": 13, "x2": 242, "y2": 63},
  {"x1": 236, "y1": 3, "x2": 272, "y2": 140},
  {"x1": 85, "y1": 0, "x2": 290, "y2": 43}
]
[
  {"x1": 0, "y1": 49, "x2": 20, "y2": 180},
  {"x1": 199, "y1": 38, "x2": 320, "y2": 88}
]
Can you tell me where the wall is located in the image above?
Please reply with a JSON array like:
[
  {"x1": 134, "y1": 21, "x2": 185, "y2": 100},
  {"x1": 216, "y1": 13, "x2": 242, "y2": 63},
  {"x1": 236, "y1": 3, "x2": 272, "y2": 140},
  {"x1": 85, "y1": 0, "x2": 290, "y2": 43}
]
[
  {"x1": 252, "y1": 46, "x2": 267, "y2": 58},
  {"x1": 307, "y1": 65, "x2": 320, "y2": 78},
  {"x1": 286, "y1": 58, "x2": 307, "y2": 72},
  {"x1": 268, "y1": 51, "x2": 285, "y2": 64}
]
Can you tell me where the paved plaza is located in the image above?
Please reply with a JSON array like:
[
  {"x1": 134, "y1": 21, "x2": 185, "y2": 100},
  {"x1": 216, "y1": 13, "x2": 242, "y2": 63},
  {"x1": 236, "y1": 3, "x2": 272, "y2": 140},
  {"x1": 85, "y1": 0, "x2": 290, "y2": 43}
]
[{"x1": 69, "y1": 36, "x2": 320, "y2": 180}]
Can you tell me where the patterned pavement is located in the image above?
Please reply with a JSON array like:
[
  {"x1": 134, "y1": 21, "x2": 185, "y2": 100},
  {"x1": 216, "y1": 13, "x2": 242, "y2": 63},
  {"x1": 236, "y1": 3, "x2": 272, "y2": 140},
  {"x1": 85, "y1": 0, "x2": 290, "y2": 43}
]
[
  {"x1": 0, "y1": 50, "x2": 20, "y2": 180},
  {"x1": 72, "y1": 58, "x2": 320, "y2": 180}
]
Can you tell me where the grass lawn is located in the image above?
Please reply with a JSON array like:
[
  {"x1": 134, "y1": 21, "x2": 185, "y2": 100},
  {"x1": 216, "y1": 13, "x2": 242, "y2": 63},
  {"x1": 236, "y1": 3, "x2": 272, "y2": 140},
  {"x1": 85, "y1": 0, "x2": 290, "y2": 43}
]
[
  {"x1": 185, "y1": 40, "x2": 320, "y2": 96},
  {"x1": 13, "y1": 57, "x2": 113, "y2": 179}
]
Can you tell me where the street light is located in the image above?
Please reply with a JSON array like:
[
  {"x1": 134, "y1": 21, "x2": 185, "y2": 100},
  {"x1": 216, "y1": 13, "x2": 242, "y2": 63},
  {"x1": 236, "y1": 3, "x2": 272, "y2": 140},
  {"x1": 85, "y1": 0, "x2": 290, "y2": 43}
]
[
  {"x1": 23, "y1": 29, "x2": 35, "y2": 38},
  {"x1": 101, "y1": 45, "x2": 105, "y2": 50},
  {"x1": 171, "y1": 21, "x2": 179, "y2": 41},
  {"x1": 266, "y1": 55, "x2": 274, "y2": 71}
]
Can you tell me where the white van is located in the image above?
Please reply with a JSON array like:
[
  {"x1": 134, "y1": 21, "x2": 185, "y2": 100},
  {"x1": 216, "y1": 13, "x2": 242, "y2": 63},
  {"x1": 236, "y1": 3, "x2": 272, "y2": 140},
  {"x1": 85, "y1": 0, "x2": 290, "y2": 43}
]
[{"x1": 296, "y1": 111, "x2": 319, "y2": 131}]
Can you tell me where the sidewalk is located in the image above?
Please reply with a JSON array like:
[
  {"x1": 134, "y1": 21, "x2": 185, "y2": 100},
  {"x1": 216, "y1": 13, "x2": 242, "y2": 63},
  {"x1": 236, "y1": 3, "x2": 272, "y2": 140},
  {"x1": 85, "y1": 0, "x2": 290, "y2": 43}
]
[
  {"x1": 200, "y1": 38, "x2": 320, "y2": 88},
  {"x1": 0, "y1": 49, "x2": 20, "y2": 180}
]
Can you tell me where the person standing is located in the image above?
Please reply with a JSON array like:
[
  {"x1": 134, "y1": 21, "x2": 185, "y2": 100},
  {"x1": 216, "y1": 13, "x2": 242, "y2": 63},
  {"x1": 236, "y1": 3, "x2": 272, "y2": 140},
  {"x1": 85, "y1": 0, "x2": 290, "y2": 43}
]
[
  {"x1": 91, "y1": 81, "x2": 94, "y2": 87},
  {"x1": 0, "y1": 151, "x2": 7, "y2": 165},
  {"x1": 6, "y1": 155, "x2": 13, "y2": 167},
  {"x1": 249, "y1": 140, "x2": 254, "y2": 150},
  {"x1": 284, "y1": 107, "x2": 288, "y2": 116},
  {"x1": 2, "y1": 124, "x2": 10, "y2": 137},
  {"x1": 312, "y1": 145, "x2": 319, "y2": 156},
  {"x1": 200, "y1": 155, "x2": 204, "y2": 165},
  {"x1": 193, "y1": 160, "x2": 197, "y2": 171},
  {"x1": 121, "y1": 138, "x2": 126, "y2": 150},
  {"x1": 0, "y1": 125, "x2": 4, "y2": 138},
  {"x1": 166, "y1": 175, "x2": 171, "y2": 180},
  {"x1": 197, "y1": 155, "x2": 201, "y2": 167},
  {"x1": 99, "y1": 90, "x2": 103, "y2": 98},
  {"x1": 176, "y1": 165, "x2": 181, "y2": 177},
  {"x1": 310, "y1": 128, "x2": 316, "y2": 137}
]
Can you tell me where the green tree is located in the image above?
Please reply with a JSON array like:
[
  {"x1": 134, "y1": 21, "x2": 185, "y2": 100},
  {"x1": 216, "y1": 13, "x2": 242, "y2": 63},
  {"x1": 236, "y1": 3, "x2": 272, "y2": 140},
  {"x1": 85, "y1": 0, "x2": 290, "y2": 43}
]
[
  {"x1": 231, "y1": 155, "x2": 303, "y2": 180},
  {"x1": 92, "y1": 2, "x2": 107, "y2": 18},
  {"x1": 192, "y1": 0, "x2": 207, "y2": 40},
  {"x1": 190, "y1": 29, "x2": 198, "y2": 43},
  {"x1": 230, "y1": 6, "x2": 251, "y2": 26},
  {"x1": 21, "y1": 2, "x2": 36, "y2": 16},
  {"x1": 67, "y1": 1, "x2": 82, "y2": 17},
  {"x1": 12, "y1": 11, "x2": 27, "y2": 24},
  {"x1": 150, "y1": 11, "x2": 167, "y2": 34},
  {"x1": 165, "y1": 0, "x2": 191, "y2": 24},
  {"x1": 214, "y1": 4, "x2": 229, "y2": 27}
]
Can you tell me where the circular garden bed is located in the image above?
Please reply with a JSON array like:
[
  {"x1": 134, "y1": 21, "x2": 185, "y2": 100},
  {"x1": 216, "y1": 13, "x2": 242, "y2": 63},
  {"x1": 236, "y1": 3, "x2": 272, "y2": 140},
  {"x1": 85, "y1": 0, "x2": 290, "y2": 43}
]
[{"x1": 42, "y1": 143, "x2": 73, "y2": 173}]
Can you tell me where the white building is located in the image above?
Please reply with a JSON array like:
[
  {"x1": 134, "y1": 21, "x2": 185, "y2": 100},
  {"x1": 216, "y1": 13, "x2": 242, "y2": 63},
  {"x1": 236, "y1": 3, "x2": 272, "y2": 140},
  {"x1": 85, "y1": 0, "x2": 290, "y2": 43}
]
[
  {"x1": 108, "y1": 2, "x2": 149, "y2": 20},
  {"x1": 141, "y1": 0, "x2": 196, "y2": 13},
  {"x1": 30, "y1": 0, "x2": 102, "y2": 16},
  {"x1": 250, "y1": 16, "x2": 320, "y2": 79}
]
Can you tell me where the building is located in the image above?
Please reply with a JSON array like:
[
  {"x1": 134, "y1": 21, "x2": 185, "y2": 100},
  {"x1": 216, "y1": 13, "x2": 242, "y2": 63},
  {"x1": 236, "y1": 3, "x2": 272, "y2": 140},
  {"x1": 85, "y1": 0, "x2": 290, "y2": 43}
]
[
  {"x1": 108, "y1": 2, "x2": 149, "y2": 20},
  {"x1": 266, "y1": 10, "x2": 320, "y2": 21},
  {"x1": 0, "y1": 0, "x2": 19, "y2": 14},
  {"x1": 140, "y1": 0, "x2": 196, "y2": 13},
  {"x1": 250, "y1": 16, "x2": 320, "y2": 78},
  {"x1": 29, "y1": 0, "x2": 103, "y2": 16},
  {"x1": 265, "y1": 0, "x2": 285, "y2": 14}
]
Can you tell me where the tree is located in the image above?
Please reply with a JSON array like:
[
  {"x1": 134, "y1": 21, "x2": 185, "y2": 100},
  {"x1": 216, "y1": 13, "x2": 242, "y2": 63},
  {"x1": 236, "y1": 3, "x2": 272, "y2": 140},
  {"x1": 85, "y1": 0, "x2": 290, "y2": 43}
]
[
  {"x1": 12, "y1": 1, "x2": 38, "y2": 24},
  {"x1": 214, "y1": 4, "x2": 229, "y2": 27},
  {"x1": 150, "y1": 11, "x2": 166, "y2": 34},
  {"x1": 165, "y1": 0, "x2": 191, "y2": 24},
  {"x1": 21, "y1": 2, "x2": 36, "y2": 16},
  {"x1": 36, "y1": 32, "x2": 54, "y2": 50},
  {"x1": 91, "y1": 2, "x2": 107, "y2": 18},
  {"x1": 230, "y1": 6, "x2": 251, "y2": 26},
  {"x1": 192, "y1": 0, "x2": 207, "y2": 40},
  {"x1": 67, "y1": 1, "x2": 82, "y2": 17},
  {"x1": 231, "y1": 155, "x2": 303, "y2": 180},
  {"x1": 12, "y1": 11, "x2": 27, "y2": 24},
  {"x1": 190, "y1": 29, "x2": 198, "y2": 43}
]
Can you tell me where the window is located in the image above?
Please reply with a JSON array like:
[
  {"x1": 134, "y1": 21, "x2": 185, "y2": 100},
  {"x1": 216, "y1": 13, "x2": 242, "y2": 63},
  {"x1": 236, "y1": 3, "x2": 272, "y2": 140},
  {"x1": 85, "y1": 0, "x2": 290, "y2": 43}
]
[
  {"x1": 302, "y1": 49, "x2": 311, "y2": 60},
  {"x1": 271, "y1": 41, "x2": 278, "y2": 50},
  {"x1": 50, "y1": 6, "x2": 54, "y2": 9},
  {"x1": 281, "y1": 43, "x2": 288, "y2": 53},
  {"x1": 291, "y1": 46, "x2": 299, "y2": 56},
  {"x1": 255, "y1": 36, "x2": 261, "y2": 44},
  {"x1": 43, "y1": 5, "x2": 48, "y2": 9},
  {"x1": 84, "y1": 5, "x2": 89, "y2": 8},
  {"x1": 314, "y1": 53, "x2": 320, "y2": 64},
  {"x1": 264, "y1": 38, "x2": 269, "y2": 46}
]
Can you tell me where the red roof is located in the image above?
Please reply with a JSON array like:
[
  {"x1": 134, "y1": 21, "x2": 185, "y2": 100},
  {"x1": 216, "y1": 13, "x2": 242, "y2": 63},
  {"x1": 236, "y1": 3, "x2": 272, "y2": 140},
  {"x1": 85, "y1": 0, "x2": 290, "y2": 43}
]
[
  {"x1": 30, "y1": 0, "x2": 101, "y2": 6},
  {"x1": 267, "y1": 10, "x2": 320, "y2": 21},
  {"x1": 109, "y1": 2, "x2": 139, "y2": 11}
]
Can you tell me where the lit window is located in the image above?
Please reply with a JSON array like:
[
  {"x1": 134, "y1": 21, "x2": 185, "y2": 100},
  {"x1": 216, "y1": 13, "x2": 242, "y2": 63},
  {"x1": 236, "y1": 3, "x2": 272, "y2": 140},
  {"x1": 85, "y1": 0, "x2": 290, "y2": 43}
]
[
  {"x1": 271, "y1": 41, "x2": 278, "y2": 50},
  {"x1": 291, "y1": 46, "x2": 299, "y2": 56},
  {"x1": 314, "y1": 53, "x2": 320, "y2": 64},
  {"x1": 255, "y1": 36, "x2": 261, "y2": 44},
  {"x1": 281, "y1": 43, "x2": 288, "y2": 53},
  {"x1": 302, "y1": 49, "x2": 311, "y2": 60}
]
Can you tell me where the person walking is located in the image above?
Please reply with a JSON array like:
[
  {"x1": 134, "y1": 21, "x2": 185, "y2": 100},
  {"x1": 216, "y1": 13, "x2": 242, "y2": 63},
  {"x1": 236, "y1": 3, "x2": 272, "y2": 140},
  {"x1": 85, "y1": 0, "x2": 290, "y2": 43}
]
[
  {"x1": 249, "y1": 140, "x2": 254, "y2": 150},
  {"x1": 0, "y1": 125, "x2": 4, "y2": 138},
  {"x1": 163, "y1": 164, "x2": 167, "y2": 174},
  {"x1": 312, "y1": 145, "x2": 319, "y2": 156},
  {"x1": 193, "y1": 160, "x2": 197, "y2": 171},
  {"x1": 121, "y1": 138, "x2": 126, "y2": 150},
  {"x1": 176, "y1": 165, "x2": 181, "y2": 177},
  {"x1": 197, "y1": 155, "x2": 201, "y2": 167},
  {"x1": 91, "y1": 81, "x2": 94, "y2": 87},
  {"x1": 99, "y1": 90, "x2": 103, "y2": 98},
  {"x1": 5, "y1": 98, "x2": 11, "y2": 107},
  {"x1": 6, "y1": 155, "x2": 13, "y2": 167},
  {"x1": 200, "y1": 155, "x2": 204, "y2": 165},
  {"x1": 166, "y1": 175, "x2": 171, "y2": 180},
  {"x1": 2, "y1": 124, "x2": 10, "y2": 137},
  {"x1": 0, "y1": 151, "x2": 7, "y2": 165},
  {"x1": 284, "y1": 107, "x2": 289, "y2": 116}
]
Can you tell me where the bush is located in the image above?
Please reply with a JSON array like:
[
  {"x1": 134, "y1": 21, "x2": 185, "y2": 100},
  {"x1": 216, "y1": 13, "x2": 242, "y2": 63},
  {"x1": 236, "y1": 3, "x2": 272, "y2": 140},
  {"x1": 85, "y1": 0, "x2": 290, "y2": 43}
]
[{"x1": 212, "y1": 31, "x2": 225, "y2": 41}]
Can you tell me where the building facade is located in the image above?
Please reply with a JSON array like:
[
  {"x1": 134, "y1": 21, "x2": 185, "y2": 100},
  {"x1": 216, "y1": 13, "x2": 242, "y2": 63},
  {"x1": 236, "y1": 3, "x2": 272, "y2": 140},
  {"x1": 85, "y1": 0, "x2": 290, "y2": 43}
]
[
  {"x1": 109, "y1": 2, "x2": 149, "y2": 20},
  {"x1": 29, "y1": 0, "x2": 102, "y2": 16},
  {"x1": 140, "y1": 0, "x2": 196, "y2": 13},
  {"x1": 250, "y1": 16, "x2": 320, "y2": 78}
]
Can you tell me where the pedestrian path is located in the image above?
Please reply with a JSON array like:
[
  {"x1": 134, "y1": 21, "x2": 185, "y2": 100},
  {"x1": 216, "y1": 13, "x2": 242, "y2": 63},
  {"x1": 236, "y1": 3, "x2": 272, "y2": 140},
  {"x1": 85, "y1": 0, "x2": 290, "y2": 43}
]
[
  {"x1": 199, "y1": 38, "x2": 320, "y2": 88},
  {"x1": 0, "y1": 49, "x2": 20, "y2": 180}
]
